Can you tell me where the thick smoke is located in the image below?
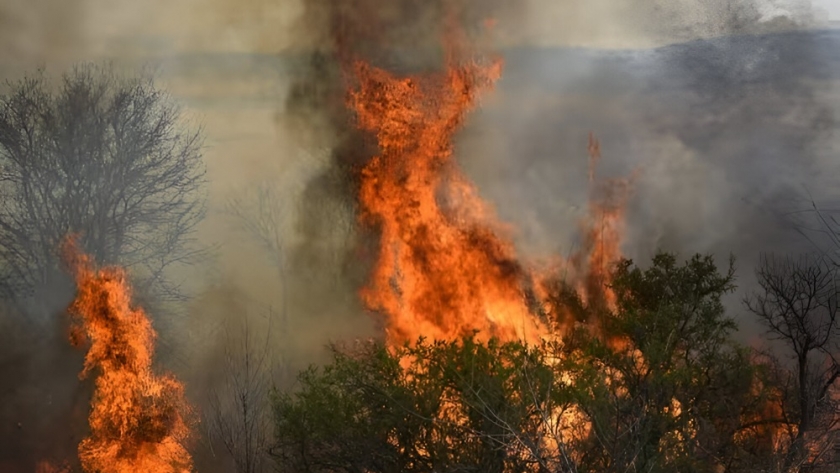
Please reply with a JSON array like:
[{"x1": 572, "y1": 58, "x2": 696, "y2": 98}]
[
  {"x1": 0, "y1": 0, "x2": 838, "y2": 470},
  {"x1": 0, "y1": 0, "x2": 85, "y2": 73},
  {"x1": 490, "y1": 6, "x2": 836, "y2": 342},
  {"x1": 283, "y1": 0, "x2": 838, "y2": 341},
  {"x1": 273, "y1": 0, "x2": 521, "y2": 350}
]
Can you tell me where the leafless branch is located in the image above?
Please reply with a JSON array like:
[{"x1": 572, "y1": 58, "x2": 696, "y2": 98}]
[
  {"x1": 208, "y1": 310, "x2": 277, "y2": 473},
  {"x1": 0, "y1": 63, "x2": 206, "y2": 309},
  {"x1": 744, "y1": 253, "x2": 840, "y2": 469}
]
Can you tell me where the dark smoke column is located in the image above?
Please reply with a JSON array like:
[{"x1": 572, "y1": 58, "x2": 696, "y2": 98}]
[{"x1": 277, "y1": 0, "x2": 514, "y2": 333}]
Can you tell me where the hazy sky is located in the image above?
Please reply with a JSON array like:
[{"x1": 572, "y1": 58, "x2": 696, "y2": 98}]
[
  {"x1": 3, "y1": 0, "x2": 838, "y2": 68},
  {"x1": 2, "y1": 0, "x2": 836, "y2": 266},
  {"x1": 814, "y1": 0, "x2": 840, "y2": 19}
]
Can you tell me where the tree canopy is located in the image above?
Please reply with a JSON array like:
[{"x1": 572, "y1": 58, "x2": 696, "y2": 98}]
[
  {"x1": 269, "y1": 252, "x2": 803, "y2": 473},
  {"x1": 0, "y1": 63, "x2": 205, "y2": 311}
]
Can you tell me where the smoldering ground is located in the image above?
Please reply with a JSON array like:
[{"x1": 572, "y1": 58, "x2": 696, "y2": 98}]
[{"x1": 0, "y1": 0, "x2": 839, "y2": 471}]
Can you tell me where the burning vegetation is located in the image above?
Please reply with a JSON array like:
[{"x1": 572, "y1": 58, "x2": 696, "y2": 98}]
[
  {"x1": 266, "y1": 5, "x2": 840, "y2": 472},
  {"x1": 1, "y1": 2, "x2": 839, "y2": 473},
  {"x1": 60, "y1": 237, "x2": 193, "y2": 473},
  {"x1": 350, "y1": 28, "x2": 634, "y2": 348},
  {"x1": 351, "y1": 46, "x2": 547, "y2": 345}
]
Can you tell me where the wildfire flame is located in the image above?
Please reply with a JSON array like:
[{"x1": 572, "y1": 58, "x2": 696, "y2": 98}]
[
  {"x1": 350, "y1": 35, "x2": 633, "y2": 347},
  {"x1": 351, "y1": 49, "x2": 551, "y2": 346},
  {"x1": 61, "y1": 238, "x2": 193, "y2": 473}
]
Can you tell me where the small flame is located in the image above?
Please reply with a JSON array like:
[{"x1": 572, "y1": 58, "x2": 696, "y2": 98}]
[
  {"x1": 35, "y1": 461, "x2": 71, "y2": 473},
  {"x1": 61, "y1": 237, "x2": 193, "y2": 473},
  {"x1": 580, "y1": 133, "x2": 636, "y2": 323}
]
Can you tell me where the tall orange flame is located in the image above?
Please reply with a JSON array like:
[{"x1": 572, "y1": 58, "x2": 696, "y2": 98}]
[
  {"x1": 62, "y1": 238, "x2": 193, "y2": 473},
  {"x1": 349, "y1": 32, "x2": 633, "y2": 346},
  {"x1": 350, "y1": 50, "x2": 552, "y2": 346}
]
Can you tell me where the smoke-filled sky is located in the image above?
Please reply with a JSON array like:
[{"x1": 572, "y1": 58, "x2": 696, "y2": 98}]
[
  {"x1": 1, "y1": 0, "x2": 839, "y2": 344},
  {"x1": 814, "y1": 0, "x2": 840, "y2": 18},
  {"x1": 2, "y1": 0, "x2": 838, "y2": 61}
]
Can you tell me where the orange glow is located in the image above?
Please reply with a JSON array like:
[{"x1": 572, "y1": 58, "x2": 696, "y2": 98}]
[
  {"x1": 35, "y1": 461, "x2": 71, "y2": 473},
  {"x1": 62, "y1": 238, "x2": 193, "y2": 473}
]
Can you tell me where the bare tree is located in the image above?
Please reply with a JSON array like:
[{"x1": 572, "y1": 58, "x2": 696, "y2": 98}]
[
  {"x1": 225, "y1": 174, "x2": 358, "y2": 333},
  {"x1": 0, "y1": 63, "x2": 205, "y2": 470},
  {"x1": 778, "y1": 192, "x2": 840, "y2": 269},
  {"x1": 805, "y1": 202, "x2": 840, "y2": 268},
  {"x1": 0, "y1": 63, "x2": 206, "y2": 313},
  {"x1": 225, "y1": 174, "x2": 356, "y2": 288},
  {"x1": 226, "y1": 183, "x2": 292, "y2": 317},
  {"x1": 208, "y1": 311, "x2": 276, "y2": 473},
  {"x1": 744, "y1": 253, "x2": 840, "y2": 470}
]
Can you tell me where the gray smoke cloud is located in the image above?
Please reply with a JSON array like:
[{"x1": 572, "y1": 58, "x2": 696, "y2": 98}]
[
  {"x1": 269, "y1": 0, "x2": 529, "y2": 357},
  {"x1": 466, "y1": 11, "x2": 839, "y2": 342},
  {"x1": 283, "y1": 0, "x2": 838, "y2": 342}
]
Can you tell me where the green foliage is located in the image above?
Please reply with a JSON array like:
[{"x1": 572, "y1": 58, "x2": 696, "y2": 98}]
[
  {"x1": 270, "y1": 253, "x2": 783, "y2": 472},
  {"x1": 272, "y1": 336, "x2": 573, "y2": 473},
  {"x1": 557, "y1": 253, "x2": 773, "y2": 472}
]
